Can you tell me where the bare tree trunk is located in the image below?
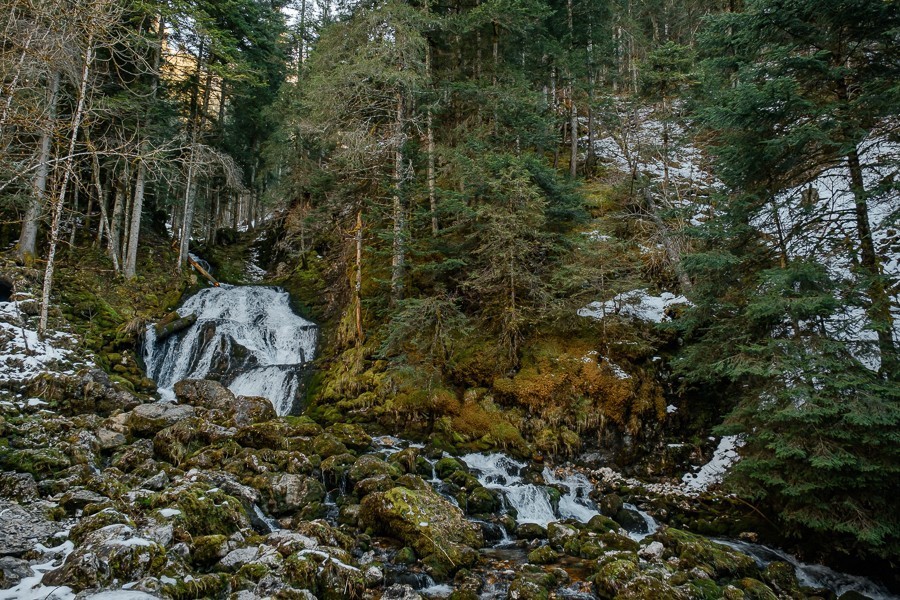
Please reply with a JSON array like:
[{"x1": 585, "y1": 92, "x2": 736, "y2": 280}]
[
  {"x1": 17, "y1": 71, "x2": 60, "y2": 264},
  {"x1": 124, "y1": 159, "x2": 145, "y2": 278},
  {"x1": 567, "y1": 0, "x2": 577, "y2": 179},
  {"x1": 355, "y1": 209, "x2": 364, "y2": 346},
  {"x1": 390, "y1": 93, "x2": 405, "y2": 304},
  {"x1": 39, "y1": 37, "x2": 93, "y2": 335},
  {"x1": 110, "y1": 175, "x2": 125, "y2": 268},
  {"x1": 425, "y1": 9, "x2": 438, "y2": 235}
]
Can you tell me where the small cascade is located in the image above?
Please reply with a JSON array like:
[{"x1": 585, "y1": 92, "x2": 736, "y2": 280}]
[
  {"x1": 460, "y1": 454, "x2": 599, "y2": 527},
  {"x1": 143, "y1": 285, "x2": 317, "y2": 415},
  {"x1": 712, "y1": 538, "x2": 896, "y2": 600},
  {"x1": 622, "y1": 502, "x2": 658, "y2": 541}
]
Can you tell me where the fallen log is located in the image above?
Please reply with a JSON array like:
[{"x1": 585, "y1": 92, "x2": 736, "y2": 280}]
[
  {"x1": 154, "y1": 312, "x2": 197, "y2": 340},
  {"x1": 188, "y1": 256, "x2": 219, "y2": 287}
]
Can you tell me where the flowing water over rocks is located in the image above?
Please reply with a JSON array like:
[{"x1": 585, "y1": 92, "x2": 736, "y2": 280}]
[{"x1": 143, "y1": 285, "x2": 317, "y2": 415}]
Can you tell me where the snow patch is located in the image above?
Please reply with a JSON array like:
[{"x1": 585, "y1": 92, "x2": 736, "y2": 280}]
[
  {"x1": 578, "y1": 289, "x2": 691, "y2": 323},
  {"x1": 681, "y1": 435, "x2": 744, "y2": 492}
]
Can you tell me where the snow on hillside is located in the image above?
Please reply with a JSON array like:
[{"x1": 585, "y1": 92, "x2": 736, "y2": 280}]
[{"x1": 0, "y1": 297, "x2": 91, "y2": 387}]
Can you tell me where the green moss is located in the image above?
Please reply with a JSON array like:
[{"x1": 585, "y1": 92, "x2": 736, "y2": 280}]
[
  {"x1": 161, "y1": 573, "x2": 230, "y2": 600},
  {"x1": 0, "y1": 447, "x2": 70, "y2": 477}
]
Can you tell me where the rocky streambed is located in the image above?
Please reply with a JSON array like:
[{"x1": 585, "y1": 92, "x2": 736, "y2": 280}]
[{"x1": 0, "y1": 373, "x2": 895, "y2": 599}]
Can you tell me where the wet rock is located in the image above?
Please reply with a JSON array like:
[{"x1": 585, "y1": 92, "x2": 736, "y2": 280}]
[
  {"x1": 656, "y1": 528, "x2": 755, "y2": 579},
  {"x1": 0, "y1": 556, "x2": 33, "y2": 588},
  {"x1": 360, "y1": 485, "x2": 483, "y2": 579},
  {"x1": 509, "y1": 565, "x2": 560, "y2": 600},
  {"x1": 173, "y1": 378, "x2": 235, "y2": 409},
  {"x1": 140, "y1": 470, "x2": 169, "y2": 491},
  {"x1": 320, "y1": 453, "x2": 356, "y2": 489},
  {"x1": 737, "y1": 577, "x2": 779, "y2": 600},
  {"x1": 599, "y1": 493, "x2": 623, "y2": 517},
  {"x1": 613, "y1": 506, "x2": 648, "y2": 533},
  {"x1": 129, "y1": 402, "x2": 195, "y2": 435},
  {"x1": 761, "y1": 560, "x2": 801, "y2": 596},
  {"x1": 0, "y1": 501, "x2": 58, "y2": 555},
  {"x1": 466, "y1": 486, "x2": 500, "y2": 514},
  {"x1": 434, "y1": 457, "x2": 465, "y2": 479},
  {"x1": 586, "y1": 514, "x2": 620, "y2": 534}
]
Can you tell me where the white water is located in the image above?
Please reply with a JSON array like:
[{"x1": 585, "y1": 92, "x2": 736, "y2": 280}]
[
  {"x1": 143, "y1": 285, "x2": 317, "y2": 415},
  {"x1": 460, "y1": 453, "x2": 599, "y2": 527}
]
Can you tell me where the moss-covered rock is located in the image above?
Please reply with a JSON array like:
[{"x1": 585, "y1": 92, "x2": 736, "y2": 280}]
[
  {"x1": 527, "y1": 545, "x2": 560, "y2": 565},
  {"x1": 360, "y1": 485, "x2": 483, "y2": 579},
  {"x1": 656, "y1": 528, "x2": 755, "y2": 580},
  {"x1": 434, "y1": 457, "x2": 465, "y2": 479},
  {"x1": 737, "y1": 578, "x2": 779, "y2": 600},
  {"x1": 0, "y1": 447, "x2": 70, "y2": 477},
  {"x1": 325, "y1": 423, "x2": 371, "y2": 452},
  {"x1": 129, "y1": 402, "x2": 196, "y2": 436},
  {"x1": 348, "y1": 455, "x2": 401, "y2": 484},
  {"x1": 548, "y1": 521, "x2": 579, "y2": 550},
  {"x1": 42, "y1": 524, "x2": 167, "y2": 591},
  {"x1": 312, "y1": 433, "x2": 349, "y2": 458},
  {"x1": 260, "y1": 473, "x2": 326, "y2": 516},
  {"x1": 69, "y1": 509, "x2": 135, "y2": 544}
]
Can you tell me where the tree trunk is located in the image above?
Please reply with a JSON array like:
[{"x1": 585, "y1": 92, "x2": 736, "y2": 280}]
[
  {"x1": 39, "y1": 37, "x2": 93, "y2": 335},
  {"x1": 17, "y1": 71, "x2": 60, "y2": 265},
  {"x1": 124, "y1": 159, "x2": 145, "y2": 278},
  {"x1": 390, "y1": 94, "x2": 405, "y2": 303},
  {"x1": 847, "y1": 147, "x2": 898, "y2": 379},
  {"x1": 643, "y1": 187, "x2": 692, "y2": 293},
  {"x1": 425, "y1": 12, "x2": 438, "y2": 235},
  {"x1": 110, "y1": 175, "x2": 125, "y2": 268},
  {"x1": 355, "y1": 209, "x2": 364, "y2": 345}
]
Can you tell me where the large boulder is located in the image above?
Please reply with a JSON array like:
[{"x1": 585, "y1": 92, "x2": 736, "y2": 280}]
[
  {"x1": 360, "y1": 485, "x2": 483, "y2": 579},
  {"x1": 0, "y1": 501, "x2": 58, "y2": 556},
  {"x1": 262, "y1": 473, "x2": 326, "y2": 516},
  {"x1": 173, "y1": 379, "x2": 276, "y2": 426},
  {"x1": 42, "y1": 524, "x2": 167, "y2": 591}
]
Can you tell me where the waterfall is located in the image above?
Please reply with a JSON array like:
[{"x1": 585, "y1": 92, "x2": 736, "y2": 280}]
[{"x1": 143, "y1": 285, "x2": 317, "y2": 415}]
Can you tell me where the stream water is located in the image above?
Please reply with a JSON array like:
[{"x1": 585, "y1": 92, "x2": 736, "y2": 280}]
[{"x1": 144, "y1": 285, "x2": 896, "y2": 600}]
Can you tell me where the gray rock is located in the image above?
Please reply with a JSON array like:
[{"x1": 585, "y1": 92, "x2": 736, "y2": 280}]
[
  {"x1": 129, "y1": 402, "x2": 195, "y2": 435},
  {"x1": 0, "y1": 501, "x2": 58, "y2": 555},
  {"x1": 60, "y1": 489, "x2": 108, "y2": 512},
  {"x1": 547, "y1": 522, "x2": 579, "y2": 550},
  {"x1": 364, "y1": 565, "x2": 383, "y2": 586},
  {"x1": 141, "y1": 470, "x2": 169, "y2": 491},
  {"x1": 218, "y1": 545, "x2": 282, "y2": 571},
  {"x1": 639, "y1": 541, "x2": 665, "y2": 559},
  {"x1": 96, "y1": 428, "x2": 127, "y2": 450},
  {"x1": 381, "y1": 584, "x2": 423, "y2": 600},
  {"x1": 0, "y1": 556, "x2": 33, "y2": 587}
]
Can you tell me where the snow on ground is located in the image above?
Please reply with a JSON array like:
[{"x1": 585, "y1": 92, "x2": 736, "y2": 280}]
[
  {"x1": 681, "y1": 435, "x2": 744, "y2": 493},
  {"x1": 0, "y1": 541, "x2": 75, "y2": 600},
  {"x1": 578, "y1": 288, "x2": 691, "y2": 323},
  {"x1": 0, "y1": 298, "x2": 91, "y2": 386}
]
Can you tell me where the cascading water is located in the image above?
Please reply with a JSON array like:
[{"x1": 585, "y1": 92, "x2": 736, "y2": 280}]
[
  {"x1": 143, "y1": 285, "x2": 317, "y2": 415},
  {"x1": 460, "y1": 453, "x2": 600, "y2": 527}
]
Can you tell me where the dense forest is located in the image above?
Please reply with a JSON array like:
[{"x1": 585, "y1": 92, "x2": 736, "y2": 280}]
[{"x1": 0, "y1": 0, "x2": 898, "y2": 598}]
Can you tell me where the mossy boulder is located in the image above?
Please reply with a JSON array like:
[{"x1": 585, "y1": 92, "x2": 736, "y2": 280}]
[
  {"x1": 349, "y1": 455, "x2": 401, "y2": 484},
  {"x1": 527, "y1": 544, "x2": 560, "y2": 565},
  {"x1": 465, "y1": 486, "x2": 500, "y2": 515},
  {"x1": 69, "y1": 509, "x2": 134, "y2": 544},
  {"x1": 435, "y1": 457, "x2": 465, "y2": 479},
  {"x1": 761, "y1": 561, "x2": 801, "y2": 596},
  {"x1": 261, "y1": 473, "x2": 326, "y2": 516},
  {"x1": 587, "y1": 514, "x2": 621, "y2": 534},
  {"x1": 325, "y1": 423, "x2": 372, "y2": 452},
  {"x1": 312, "y1": 433, "x2": 349, "y2": 458},
  {"x1": 0, "y1": 447, "x2": 70, "y2": 477},
  {"x1": 656, "y1": 528, "x2": 755, "y2": 580},
  {"x1": 320, "y1": 453, "x2": 356, "y2": 489},
  {"x1": 153, "y1": 484, "x2": 250, "y2": 536},
  {"x1": 190, "y1": 534, "x2": 230, "y2": 566},
  {"x1": 360, "y1": 485, "x2": 483, "y2": 579},
  {"x1": 547, "y1": 521, "x2": 579, "y2": 550},
  {"x1": 737, "y1": 578, "x2": 779, "y2": 600},
  {"x1": 516, "y1": 523, "x2": 547, "y2": 540},
  {"x1": 355, "y1": 474, "x2": 396, "y2": 497},
  {"x1": 42, "y1": 524, "x2": 167, "y2": 591}
]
